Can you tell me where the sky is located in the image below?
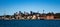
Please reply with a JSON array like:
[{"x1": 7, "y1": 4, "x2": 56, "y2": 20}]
[{"x1": 0, "y1": 0, "x2": 60, "y2": 15}]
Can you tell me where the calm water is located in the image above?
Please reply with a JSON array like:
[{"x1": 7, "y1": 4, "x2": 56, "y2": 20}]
[{"x1": 0, "y1": 20, "x2": 60, "y2": 27}]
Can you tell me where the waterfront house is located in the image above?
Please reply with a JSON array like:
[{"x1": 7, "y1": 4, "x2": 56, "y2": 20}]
[{"x1": 46, "y1": 13, "x2": 54, "y2": 20}]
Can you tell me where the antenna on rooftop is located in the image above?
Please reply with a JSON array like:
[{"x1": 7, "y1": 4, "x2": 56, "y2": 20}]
[
  {"x1": 43, "y1": 10, "x2": 45, "y2": 14},
  {"x1": 4, "y1": 10, "x2": 6, "y2": 16},
  {"x1": 3, "y1": 10, "x2": 6, "y2": 17},
  {"x1": 4, "y1": 13, "x2": 6, "y2": 15}
]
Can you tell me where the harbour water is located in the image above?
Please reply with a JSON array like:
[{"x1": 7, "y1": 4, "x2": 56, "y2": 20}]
[{"x1": 0, "y1": 20, "x2": 60, "y2": 27}]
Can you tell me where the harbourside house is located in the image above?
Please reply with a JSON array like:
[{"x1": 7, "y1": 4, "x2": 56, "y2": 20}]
[
  {"x1": 54, "y1": 13, "x2": 60, "y2": 19},
  {"x1": 0, "y1": 15, "x2": 11, "y2": 20},
  {"x1": 39, "y1": 13, "x2": 46, "y2": 20},
  {"x1": 14, "y1": 12, "x2": 23, "y2": 20},
  {"x1": 46, "y1": 13, "x2": 54, "y2": 20},
  {"x1": 0, "y1": 16, "x2": 4, "y2": 20},
  {"x1": 3, "y1": 15, "x2": 12, "y2": 20}
]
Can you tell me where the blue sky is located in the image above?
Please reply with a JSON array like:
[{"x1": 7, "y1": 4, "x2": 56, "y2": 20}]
[{"x1": 0, "y1": 0, "x2": 60, "y2": 15}]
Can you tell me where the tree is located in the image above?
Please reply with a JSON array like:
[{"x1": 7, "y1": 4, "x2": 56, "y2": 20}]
[{"x1": 5, "y1": 15, "x2": 11, "y2": 18}]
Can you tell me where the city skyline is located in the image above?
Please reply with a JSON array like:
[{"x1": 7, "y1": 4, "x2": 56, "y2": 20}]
[{"x1": 0, "y1": 0, "x2": 60, "y2": 15}]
